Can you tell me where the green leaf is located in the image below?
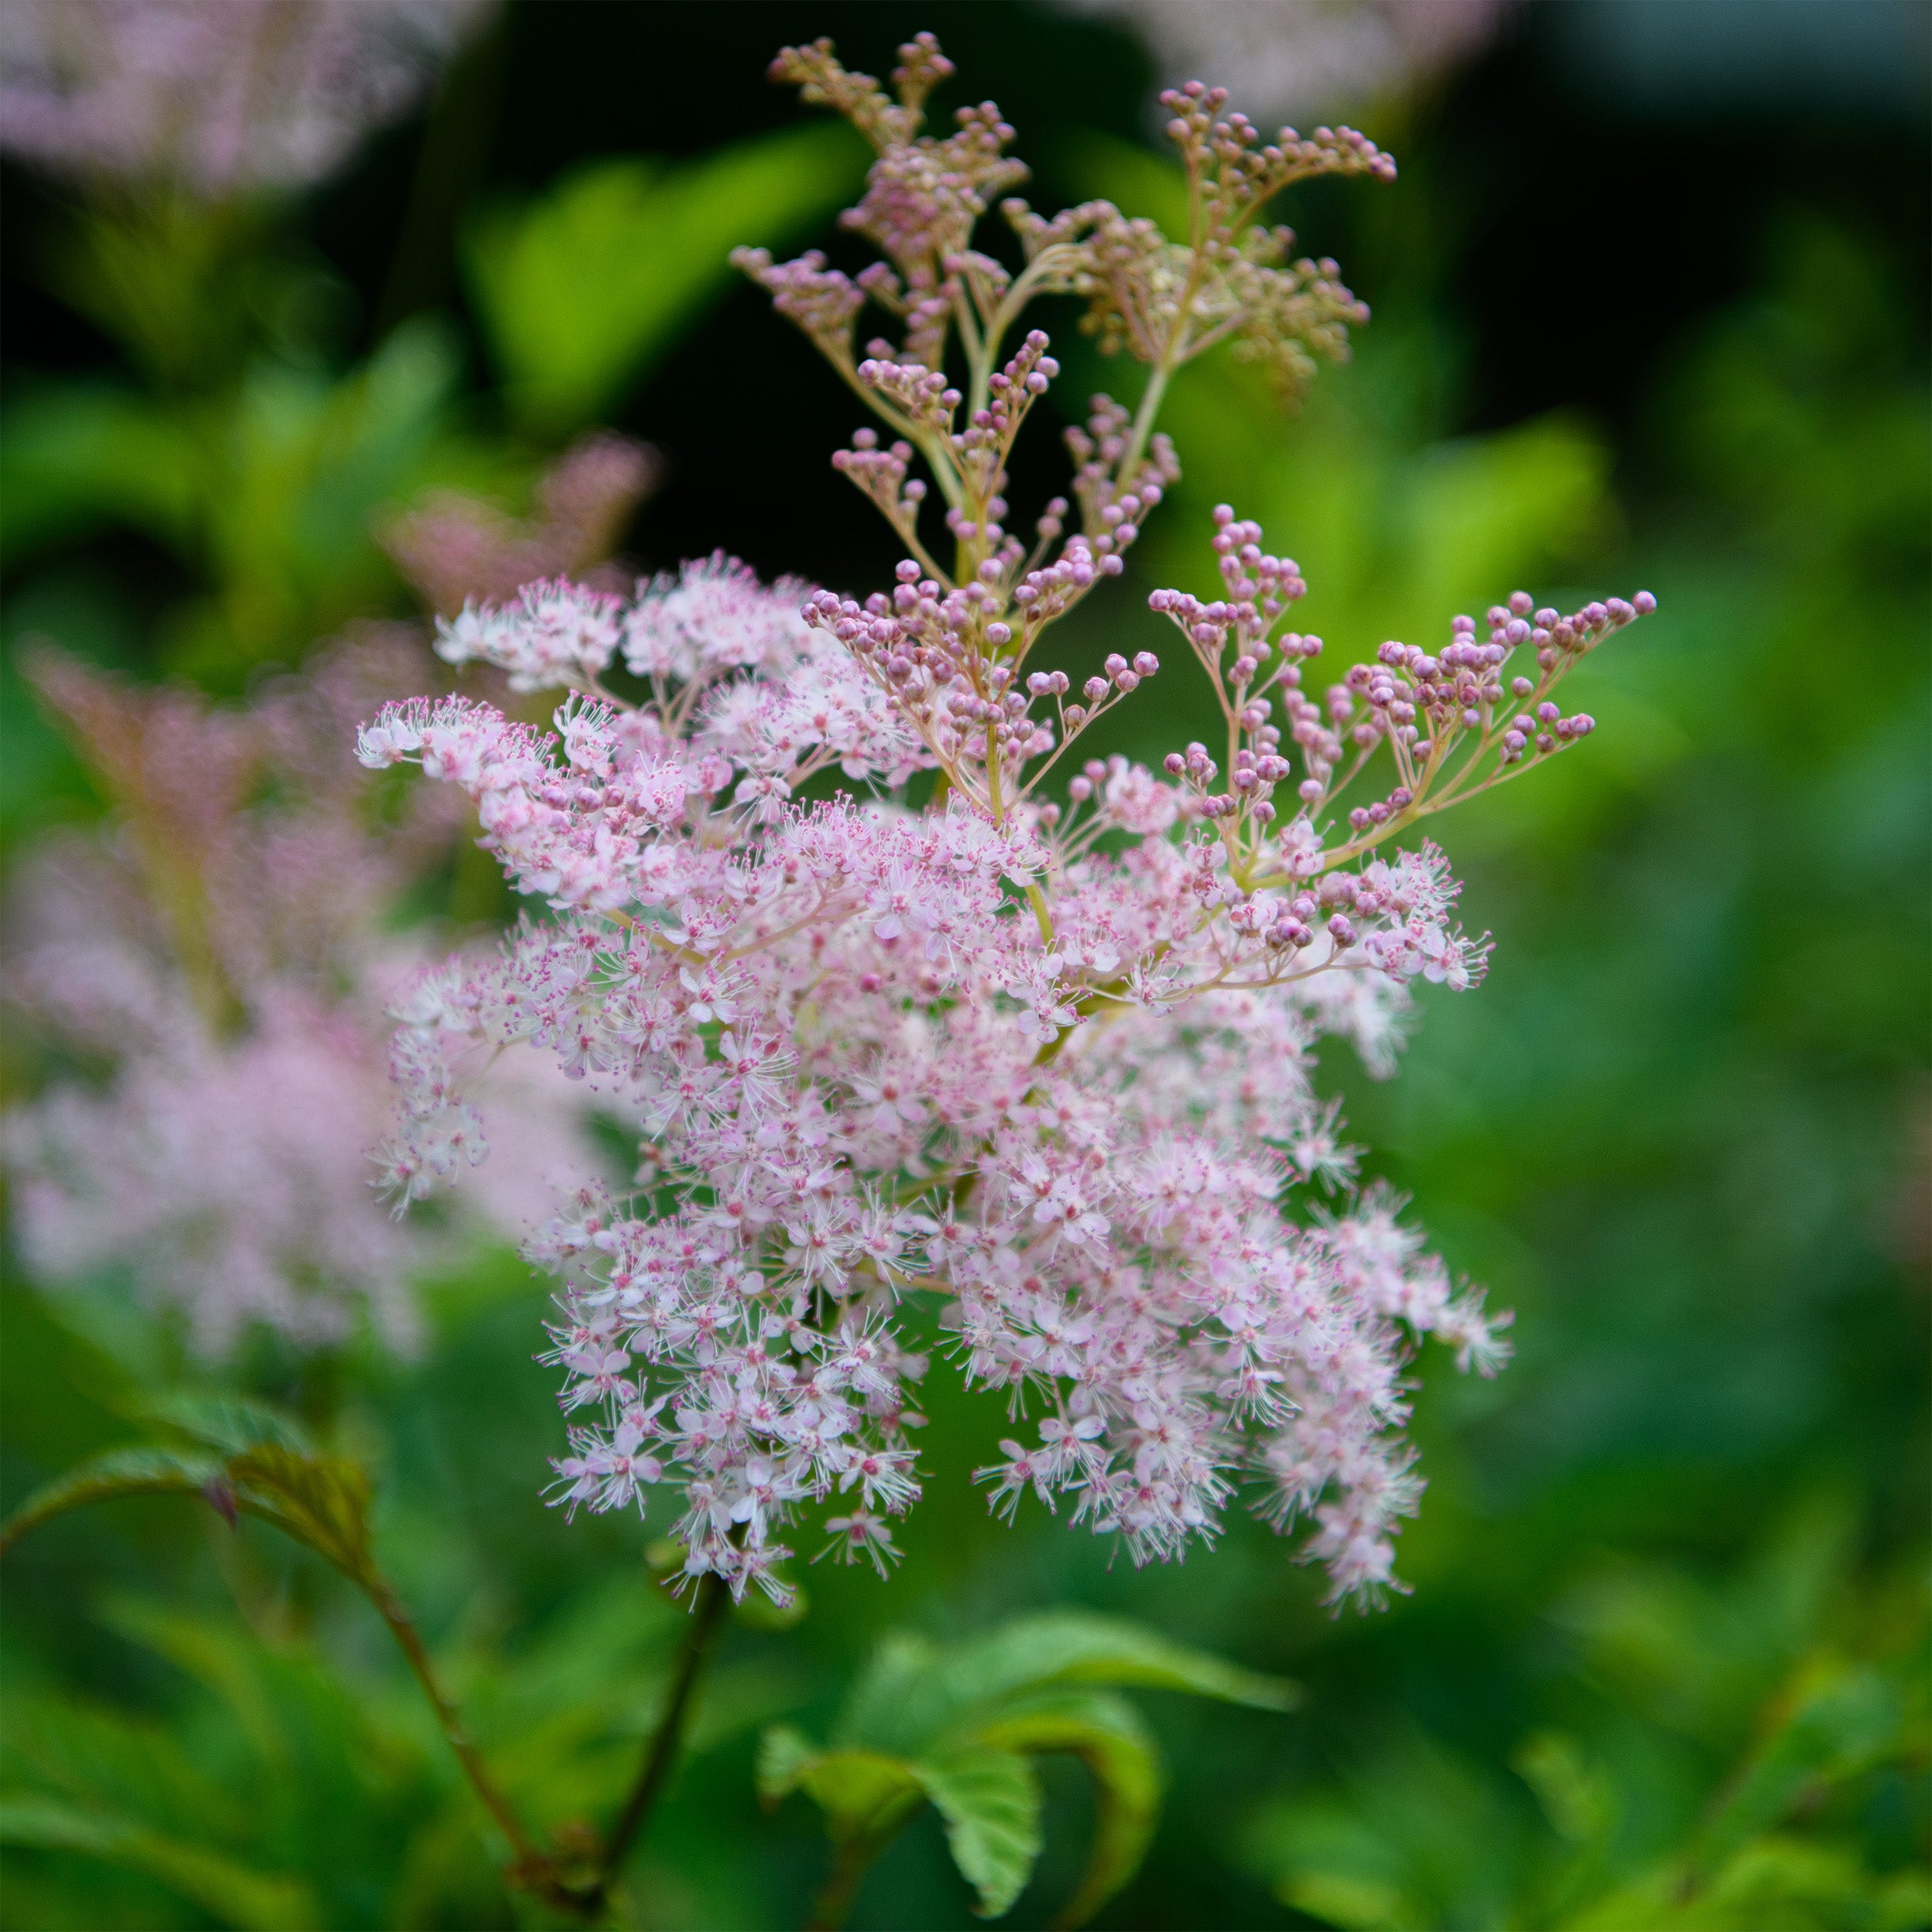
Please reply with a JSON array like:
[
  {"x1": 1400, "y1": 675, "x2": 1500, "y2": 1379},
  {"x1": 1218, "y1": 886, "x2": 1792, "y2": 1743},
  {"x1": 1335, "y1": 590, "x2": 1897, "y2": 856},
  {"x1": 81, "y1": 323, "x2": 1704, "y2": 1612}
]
[
  {"x1": 915, "y1": 1745, "x2": 1044, "y2": 1920},
  {"x1": 838, "y1": 1612, "x2": 1296, "y2": 1756},
  {"x1": 1512, "y1": 1731, "x2": 1619, "y2": 1851},
  {"x1": 226, "y1": 1442, "x2": 376, "y2": 1584},
  {"x1": 464, "y1": 121, "x2": 864, "y2": 434},
  {"x1": 127, "y1": 1391, "x2": 312, "y2": 1458},
  {"x1": 755, "y1": 1723, "x2": 818, "y2": 1807},
  {"x1": 0, "y1": 385, "x2": 202, "y2": 563},
  {"x1": 2, "y1": 1688, "x2": 243, "y2": 1844},
  {"x1": 834, "y1": 1630, "x2": 944, "y2": 1752},
  {"x1": 794, "y1": 1749, "x2": 928, "y2": 1854},
  {"x1": 1692, "y1": 1656, "x2": 1905, "y2": 1875},
  {"x1": 0, "y1": 1793, "x2": 316, "y2": 1930},
  {"x1": 0, "y1": 1445, "x2": 223, "y2": 1554},
  {"x1": 1, "y1": 1436, "x2": 375, "y2": 1589},
  {"x1": 971, "y1": 1688, "x2": 1162, "y2": 1930},
  {"x1": 94, "y1": 1597, "x2": 291, "y2": 1776}
]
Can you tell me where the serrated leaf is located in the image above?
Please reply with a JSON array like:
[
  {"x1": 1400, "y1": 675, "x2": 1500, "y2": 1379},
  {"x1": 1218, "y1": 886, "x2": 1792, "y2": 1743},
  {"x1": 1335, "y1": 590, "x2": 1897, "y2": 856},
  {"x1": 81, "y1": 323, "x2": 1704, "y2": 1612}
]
[
  {"x1": 0, "y1": 1446, "x2": 223, "y2": 1554},
  {"x1": 128, "y1": 1392, "x2": 312, "y2": 1458},
  {"x1": 798, "y1": 1750, "x2": 927, "y2": 1851},
  {"x1": 464, "y1": 121, "x2": 864, "y2": 433},
  {"x1": 226, "y1": 1442, "x2": 375, "y2": 1584},
  {"x1": 915, "y1": 1744, "x2": 1044, "y2": 1920},
  {"x1": 971, "y1": 1688, "x2": 1162, "y2": 1930},
  {"x1": 755, "y1": 1723, "x2": 817, "y2": 1807},
  {"x1": 2, "y1": 1436, "x2": 378, "y2": 1593},
  {"x1": 0, "y1": 1793, "x2": 316, "y2": 1930}
]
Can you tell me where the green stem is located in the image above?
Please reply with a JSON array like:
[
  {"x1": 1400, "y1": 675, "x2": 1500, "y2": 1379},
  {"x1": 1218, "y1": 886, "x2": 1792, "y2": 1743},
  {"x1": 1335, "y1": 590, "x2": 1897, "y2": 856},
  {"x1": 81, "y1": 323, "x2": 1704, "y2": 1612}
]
[
  {"x1": 369, "y1": 1580, "x2": 553, "y2": 1886},
  {"x1": 807, "y1": 1837, "x2": 882, "y2": 1932},
  {"x1": 1117, "y1": 361, "x2": 1172, "y2": 495},
  {"x1": 578, "y1": 1567, "x2": 733, "y2": 1914}
]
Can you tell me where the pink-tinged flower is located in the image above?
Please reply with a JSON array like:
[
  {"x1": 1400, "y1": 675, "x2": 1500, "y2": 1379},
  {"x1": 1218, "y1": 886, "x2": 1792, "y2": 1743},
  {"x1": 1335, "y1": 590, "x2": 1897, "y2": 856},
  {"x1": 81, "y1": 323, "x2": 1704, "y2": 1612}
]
[
  {"x1": 365, "y1": 31, "x2": 1653, "y2": 1604},
  {"x1": 0, "y1": 0, "x2": 490, "y2": 195},
  {"x1": 817, "y1": 1507, "x2": 903, "y2": 1577},
  {"x1": 5, "y1": 639, "x2": 600, "y2": 1357}
]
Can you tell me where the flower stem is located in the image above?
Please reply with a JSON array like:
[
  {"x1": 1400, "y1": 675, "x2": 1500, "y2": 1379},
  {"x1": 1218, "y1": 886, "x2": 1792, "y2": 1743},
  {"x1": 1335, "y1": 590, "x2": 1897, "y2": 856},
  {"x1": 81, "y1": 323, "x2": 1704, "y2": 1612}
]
[
  {"x1": 807, "y1": 1838, "x2": 878, "y2": 1932},
  {"x1": 578, "y1": 1567, "x2": 734, "y2": 1914},
  {"x1": 368, "y1": 1579, "x2": 554, "y2": 1886}
]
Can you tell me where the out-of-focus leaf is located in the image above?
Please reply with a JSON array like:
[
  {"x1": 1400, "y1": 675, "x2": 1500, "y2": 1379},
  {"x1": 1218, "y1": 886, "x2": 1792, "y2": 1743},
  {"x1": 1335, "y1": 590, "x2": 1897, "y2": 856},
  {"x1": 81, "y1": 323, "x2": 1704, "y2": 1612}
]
[
  {"x1": 0, "y1": 386, "x2": 202, "y2": 562},
  {"x1": 127, "y1": 1391, "x2": 312, "y2": 1457},
  {"x1": 95, "y1": 1597, "x2": 291, "y2": 1775},
  {"x1": 762, "y1": 1738, "x2": 926, "y2": 1851},
  {"x1": 465, "y1": 121, "x2": 864, "y2": 434},
  {"x1": 834, "y1": 1629, "x2": 943, "y2": 1752},
  {"x1": 1692, "y1": 1656, "x2": 1907, "y2": 1875},
  {"x1": 0, "y1": 1445, "x2": 223, "y2": 1553},
  {"x1": 973, "y1": 1687, "x2": 1161, "y2": 1929},
  {"x1": 837, "y1": 1610, "x2": 1296, "y2": 1757},
  {"x1": 0, "y1": 1794, "x2": 316, "y2": 1930},
  {"x1": 1558, "y1": 1835, "x2": 1932, "y2": 1932},
  {"x1": 2, "y1": 1688, "x2": 242, "y2": 1844},
  {"x1": 915, "y1": 1744, "x2": 1044, "y2": 1920},
  {"x1": 1513, "y1": 1731, "x2": 1618, "y2": 1849},
  {"x1": 755, "y1": 1723, "x2": 818, "y2": 1808},
  {"x1": 2, "y1": 1435, "x2": 376, "y2": 1588}
]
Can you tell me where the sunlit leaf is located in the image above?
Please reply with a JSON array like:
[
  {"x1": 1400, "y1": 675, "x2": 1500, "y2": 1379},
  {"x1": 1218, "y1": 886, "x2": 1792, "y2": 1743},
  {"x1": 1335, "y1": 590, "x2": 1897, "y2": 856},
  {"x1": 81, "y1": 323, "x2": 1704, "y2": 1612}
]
[
  {"x1": 972, "y1": 1687, "x2": 1161, "y2": 1930},
  {"x1": 915, "y1": 1744, "x2": 1043, "y2": 1920},
  {"x1": 464, "y1": 121, "x2": 864, "y2": 434}
]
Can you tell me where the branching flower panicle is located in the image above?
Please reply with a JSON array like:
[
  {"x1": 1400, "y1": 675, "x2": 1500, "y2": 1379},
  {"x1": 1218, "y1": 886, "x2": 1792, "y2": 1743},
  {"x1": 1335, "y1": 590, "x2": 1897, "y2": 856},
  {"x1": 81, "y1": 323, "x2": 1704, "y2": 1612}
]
[{"x1": 366, "y1": 33, "x2": 1654, "y2": 1608}]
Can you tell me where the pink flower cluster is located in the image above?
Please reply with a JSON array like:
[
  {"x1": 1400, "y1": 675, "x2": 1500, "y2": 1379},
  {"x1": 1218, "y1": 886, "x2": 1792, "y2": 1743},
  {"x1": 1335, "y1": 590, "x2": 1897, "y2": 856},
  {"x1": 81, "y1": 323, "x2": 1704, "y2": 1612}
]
[
  {"x1": 5, "y1": 641, "x2": 595, "y2": 1356},
  {"x1": 0, "y1": 0, "x2": 488, "y2": 195},
  {"x1": 364, "y1": 543, "x2": 1649, "y2": 1603},
  {"x1": 364, "y1": 33, "x2": 1654, "y2": 1605}
]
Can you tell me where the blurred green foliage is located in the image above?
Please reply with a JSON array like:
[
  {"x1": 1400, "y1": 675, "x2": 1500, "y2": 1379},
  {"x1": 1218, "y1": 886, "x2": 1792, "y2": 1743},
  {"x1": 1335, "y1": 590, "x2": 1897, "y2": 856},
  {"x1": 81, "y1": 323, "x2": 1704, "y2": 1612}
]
[
  {"x1": 760, "y1": 1613, "x2": 1296, "y2": 1924},
  {"x1": 465, "y1": 122, "x2": 864, "y2": 437},
  {"x1": 2, "y1": 9, "x2": 1927, "y2": 1930},
  {"x1": 0, "y1": 123, "x2": 860, "y2": 689}
]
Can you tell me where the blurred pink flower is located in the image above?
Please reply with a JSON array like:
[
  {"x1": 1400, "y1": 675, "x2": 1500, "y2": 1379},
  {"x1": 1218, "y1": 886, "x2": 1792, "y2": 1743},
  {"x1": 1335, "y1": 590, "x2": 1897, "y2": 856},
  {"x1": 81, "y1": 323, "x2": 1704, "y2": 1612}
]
[{"x1": 0, "y1": 0, "x2": 490, "y2": 194}]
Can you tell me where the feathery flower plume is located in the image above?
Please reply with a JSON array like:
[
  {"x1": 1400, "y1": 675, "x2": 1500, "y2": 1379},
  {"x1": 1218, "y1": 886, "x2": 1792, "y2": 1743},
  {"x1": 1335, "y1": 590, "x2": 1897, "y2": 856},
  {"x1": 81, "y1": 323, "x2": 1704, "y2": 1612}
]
[
  {"x1": 365, "y1": 35, "x2": 1653, "y2": 1606},
  {"x1": 5, "y1": 639, "x2": 596, "y2": 1356}
]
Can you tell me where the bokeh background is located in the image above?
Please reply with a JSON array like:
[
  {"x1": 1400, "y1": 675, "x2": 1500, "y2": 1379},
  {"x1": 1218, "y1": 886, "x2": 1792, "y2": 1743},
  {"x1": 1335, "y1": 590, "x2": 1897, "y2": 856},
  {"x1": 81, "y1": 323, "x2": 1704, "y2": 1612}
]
[{"x1": 2, "y1": 2, "x2": 1927, "y2": 1927}]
